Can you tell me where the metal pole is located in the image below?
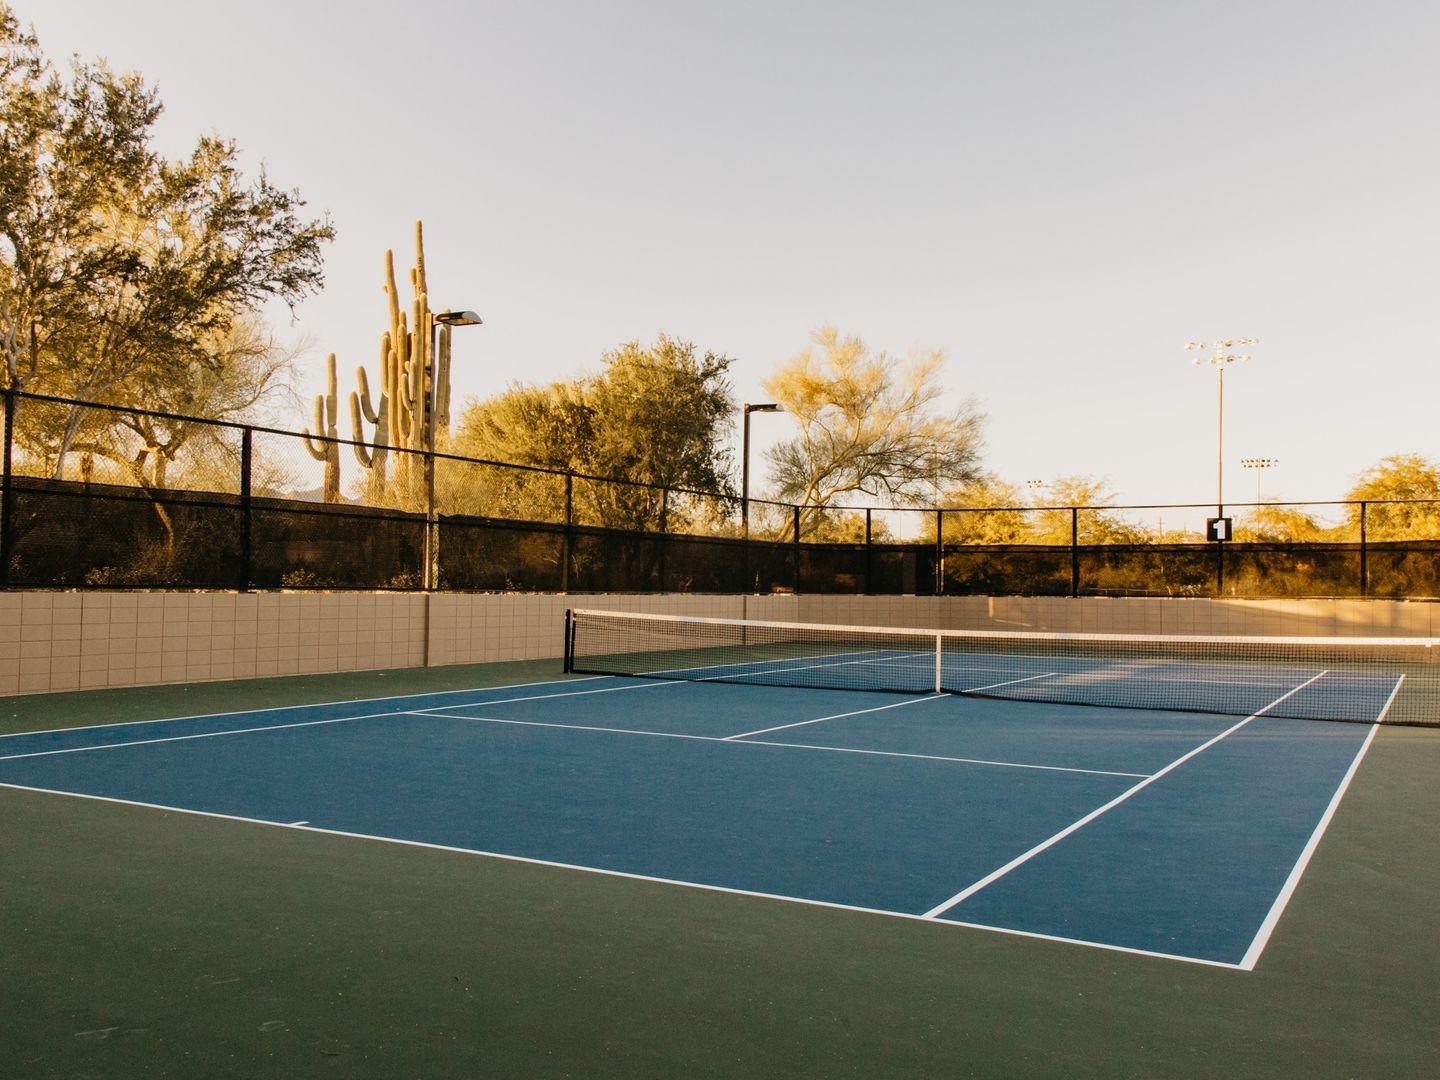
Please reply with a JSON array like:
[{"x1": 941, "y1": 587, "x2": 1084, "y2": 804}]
[
  {"x1": 864, "y1": 507, "x2": 872, "y2": 595},
  {"x1": 1217, "y1": 365, "x2": 1224, "y2": 516},
  {"x1": 742, "y1": 408, "x2": 751, "y2": 541},
  {"x1": 423, "y1": 320, "x2": 437, "y2": 591},
  {"x1": 1217, "y1": 501, "x2": 1226, "y2": 595},
  {"x1": 792, "y1": 504, "x2": 802, "y2": 593},
  {"x1": 0, "y1": 389, "x2": 14, "y2": 589},
  {"x1": 1359, "y1": 501, "x2": 1368, "y2": 597},
  {"x1": 239, "y1": 427, "x2": 253, "y2": 591},
  {"x1": 934, "y1": 509, "x2": 943, "y2": 596},
  {"x1": 1070, "y1": 506, "x2": 1079, "y2": 597},
  {"x1": 658, "y1": 487, "x2": 668, "y2": 593},
  {"x1": 561, "y1": 472, "x2": 573, "y2": 593}
]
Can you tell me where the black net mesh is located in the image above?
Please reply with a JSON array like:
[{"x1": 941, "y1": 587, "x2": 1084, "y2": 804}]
[{"x1": 567, "y1": 608, "x2": 1440, "y2": 726}]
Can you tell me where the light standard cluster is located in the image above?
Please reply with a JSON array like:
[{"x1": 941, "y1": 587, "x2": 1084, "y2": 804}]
[
  {"x1": 1185, "y1": 337, "x2": 1259, "y2": 514},
  {"x1": 1240, "y1": 456, "x2": 1279, "y2": 503}
]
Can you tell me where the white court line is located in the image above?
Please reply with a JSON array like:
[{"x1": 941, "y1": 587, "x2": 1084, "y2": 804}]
[
  {"x1": 918, "y1": 670, "x2": 1333, "y2": 920},
  {"x1": 0, "y1": 780, "x2": 1240, "y2": 969},
  {"x1": 411, "y1": 679, "x2": 683, "y2": 713},
  {"x1": 409, "y1": 710, "x2": 1147, "y2": 778},
  {"x1": 721, "y1": 695, "x2": 943, "y2": 740},
  {"x1": 0, "y1": 674, "x2": 610, "y2": 740},
  {"x1": 960, "y1": 672, "x2": 1060, "y2": 694},
  {"x1": 1236, "y1": 672, "x2": 1404, "y2": 969},
  {"x1": 0, "y1": 709, "x2": 409, "y2": 762},
  {"x1": 637, "y1": 647, "x2": 920, "y2": 678}
]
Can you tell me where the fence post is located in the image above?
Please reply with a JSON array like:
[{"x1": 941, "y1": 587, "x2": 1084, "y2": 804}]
[
  {"x1": 1070, "y1": 506, "x2": 1079, "y2": 598},
  {"x1": 864, "y1": 508, "x2": 873, "y2": 595},
  {"x1": 1359, "y1": 501, "x2": 1370, "y2": 596},
  {"x1": 0, "y1": 389, "x2": 13, "y2": 589},
  {"x1": 1216, "y1": 502, "x2": 1226, "y2": 595},
  {"x1": 934, "y1": 509, "x2": 944, "y2": 596},
  {"x1": 561, "y1": 472, "x2": 573, "y2": 593},
  {"x1": 239, "y1": 427, "x2": 253, "y2": 591},
  {"x1": 793, "y1": 505, "x2": 802, "y2": 593},
  {"x1": 423, "y1": 446, "x2": 437, "y2": 590},
  {"x1": 658, "y1": 487, "x2": 668, "y2": 593}
]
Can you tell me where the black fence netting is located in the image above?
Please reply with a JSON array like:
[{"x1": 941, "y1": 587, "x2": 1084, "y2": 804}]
[
  {"x1": 4, "y1": 390, "x2": 1440, "y2": 599},
  {"x1": 249, "y1": 498, "x2": 426, "y2": 590},
  {"x1": 437, "y1": 516, "x2": 564, "y2": 592},
  {"x1": 6, "y1": 476, "x2": 244, "y2": 588}
]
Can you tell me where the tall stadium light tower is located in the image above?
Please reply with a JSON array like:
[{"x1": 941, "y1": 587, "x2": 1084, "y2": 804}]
[
  {"x1": 1240, "y1": 457, "x2": 1279, "y2": 502},
  {"x1": 1185, "y1": 337, "x2": 1258, "y2": 515}
]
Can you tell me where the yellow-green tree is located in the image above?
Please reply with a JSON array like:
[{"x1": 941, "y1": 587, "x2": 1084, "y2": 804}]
[
  {"x1": 448, "y1": 335, "x2": 735, "y2": 530},
  {"x1": 1345, "y1": 454, "x2": 1440, "y2": 540},
  {"x1": 762, "y1": 326, "x2": 985, "y2": 536}
]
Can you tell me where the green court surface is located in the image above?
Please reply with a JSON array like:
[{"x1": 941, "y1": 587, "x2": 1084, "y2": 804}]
[{"x1": 2, "y1": 659, "x2": 1437, "y2": 1079}]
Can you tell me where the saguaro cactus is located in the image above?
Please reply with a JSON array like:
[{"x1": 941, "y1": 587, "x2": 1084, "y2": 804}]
[
  {"x1": 350, "y1": 220, "x2": 455, "y2": 506},
  {"x1": 302, "y1": 353, "x2": 341, "y2": 503}
]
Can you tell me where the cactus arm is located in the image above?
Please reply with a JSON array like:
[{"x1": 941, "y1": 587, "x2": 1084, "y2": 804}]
[
  {"x1": 355, "y1": 366, "x2": 380, "y2": 424},
  {"x1": 301, "y1": 394, "x2": 329, "y2": 460},
  {"x1": 349, "y1": 392, "x2": 375, "y2": 467}
]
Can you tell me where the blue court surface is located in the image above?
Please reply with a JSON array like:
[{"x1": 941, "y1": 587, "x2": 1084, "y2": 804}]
[{"x1": 0, "y1": 670, "x2": 1385, "y2": 969}]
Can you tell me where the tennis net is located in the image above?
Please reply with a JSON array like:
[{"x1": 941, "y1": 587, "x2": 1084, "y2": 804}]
[{"x1": 563, "y1": 608, "x2": 1440, "y2": 725}]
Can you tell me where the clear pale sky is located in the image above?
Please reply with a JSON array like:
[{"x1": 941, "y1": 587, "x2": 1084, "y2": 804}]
[{"x1": 24, "y1": 0, "x2": 1440, "y2": 510}]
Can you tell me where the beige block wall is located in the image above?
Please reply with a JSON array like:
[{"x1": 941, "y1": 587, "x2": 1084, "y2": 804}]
[{"x1": 0, "y1": 589, "x2": 1434, "y2": 696}]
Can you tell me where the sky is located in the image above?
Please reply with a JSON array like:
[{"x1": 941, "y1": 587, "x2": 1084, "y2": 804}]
[{"x1": 22, "y1": 0, "x2": 1440, "y2": 512}]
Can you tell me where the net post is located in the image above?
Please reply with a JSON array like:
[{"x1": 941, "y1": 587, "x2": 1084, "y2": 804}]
[
  {"x1": 1359, "y1": 501, "x2": 1370, "y2": 601},
  {"x1": 561, "y1": 472, "x2": 573, "y2": 593},
  {"x1": 562, "y1": 608, "x2": 574, "y2": 673},
  {"x1": 239, "y1": 427, "x2": 253, "y2": 591},
  {"x1": 934, "y1": 631, "x2": 943, "y2": 693},
  {"x1": 1070, "y1": 506, "x2": 1079, "y2": 597},
  {"x1": 0, "y1": 388, "x2": 14, "y2": 590}
]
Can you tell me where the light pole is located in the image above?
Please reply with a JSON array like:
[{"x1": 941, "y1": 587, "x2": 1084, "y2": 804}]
[
  {"x1": 1185, "y1": 337, "x2": 1258, "y2": 516},
  {"x1": 741, "y1": 403, "x2": 781, "y2": 540},
  {"x1": 1240, "y1": 457, "x2": 1278, "y2": 503},
  {"x1": 424, "y1": 310, "x2": 482, "y2": 589}
]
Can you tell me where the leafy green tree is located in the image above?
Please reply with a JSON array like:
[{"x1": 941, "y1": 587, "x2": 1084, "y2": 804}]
[
  {"x1": 449, "y1": 334, "x2": 735, "y2": 530},
  {"x1": 1345, "y1": 454, "x2": 1440, "y2": 540},
  {"x1": 762, "y1": 326, "x2": 985, "y2": 534},
  {"x1": 0, "y1": 4, "x2": 332, "y2": 476}
]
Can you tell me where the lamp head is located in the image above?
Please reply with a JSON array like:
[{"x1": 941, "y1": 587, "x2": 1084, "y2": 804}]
[{"x1": 435, "y1": 310, "x2": 483, "y2": 327}]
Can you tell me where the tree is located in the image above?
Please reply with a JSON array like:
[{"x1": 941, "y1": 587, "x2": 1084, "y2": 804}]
[
  {"x1": 1234, "y1": 504, "x2": 1331, "y2": 542},
  {"x1": 450, "y1": 334, "x2": 736, "y2": 530},
  {"x1": 762, "y1": 326, "x2": 984, "y2": 534},
  {"x1": 1033, "y1": 475, "x2": 1148, "y2": 545},
  {"x1": 929, "y1": 477, "x2": 1032, "y2": 544},
  {"x1": 1345, "y1": 454, "x2": 1440, "y2": 541},
  {"x1": 0, "y1": 4, "x2": 332, "y2": 475}
]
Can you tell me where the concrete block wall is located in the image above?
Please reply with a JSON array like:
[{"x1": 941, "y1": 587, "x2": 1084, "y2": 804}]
[
  {"x1": 1, "y1": 589, "x2": 1434, "y2": 696},
  {"x1": 798, "y1": 595, "x2": 1440, "y2": 638}
]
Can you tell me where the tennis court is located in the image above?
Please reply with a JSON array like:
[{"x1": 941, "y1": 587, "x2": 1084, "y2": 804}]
[{"x1": 0, "y1": 609, "x2": 1415, "y2": 970}]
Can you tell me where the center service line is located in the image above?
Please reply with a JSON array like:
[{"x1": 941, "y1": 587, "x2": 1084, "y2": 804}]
[{"x1": 918, "y1": 670, "x2": 1332, "y2": 920}]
